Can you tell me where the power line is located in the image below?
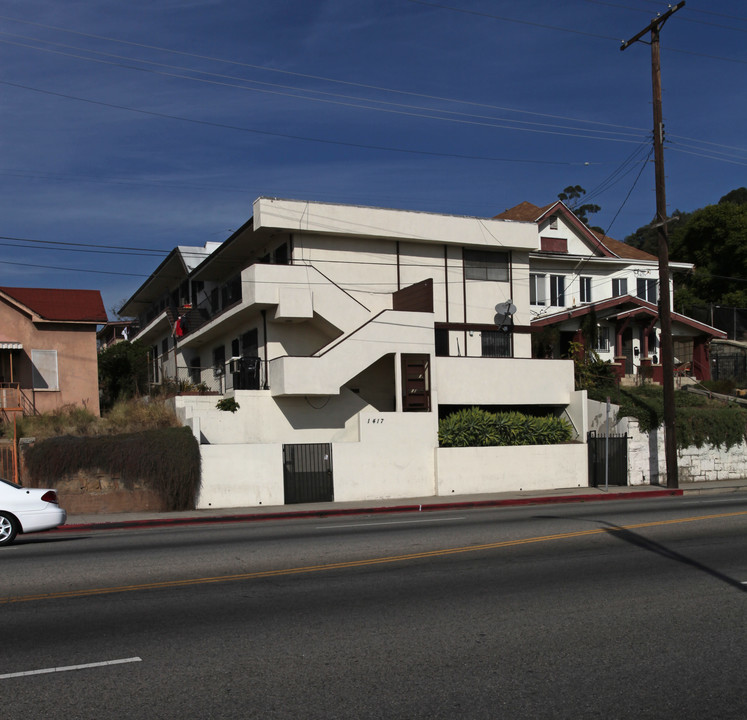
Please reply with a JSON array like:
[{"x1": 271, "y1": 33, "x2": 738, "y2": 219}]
[
  {"x1": 0, "y1": 29, "x2": 652, "y2": 137},
  {"x1": 0, "y1": 39, "x2": 650, "y2": 144},
  {"x1": 1, "y1": 259, "x2": 149, "y2": 278},
  {"x1": 405, "y1": 0, "x2": 621, "y2": 41},
  {"x1": 583, "y1": 0, "x2": 747, "y2": 29},
  {"x1": 0, "y1": 78, "x2": 622, "y2": 163},
  {"x1": 407, "y1": 0, "x2": 747, "y2": 64}
]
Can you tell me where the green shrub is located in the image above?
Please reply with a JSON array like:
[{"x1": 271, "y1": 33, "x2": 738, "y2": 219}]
[
  {"x1": 23, "y1": 427, "x2": 200, "y2": 510},
  {"x1": 216, "y1": 397, "x2": 240, "y2": 413},
  {"x1": 595, "y1": 384, "x2": 747, "y2": 449},
  {"x1": 439, "y1": 407, "x2": 572, "y2": 447},
  {"x1": 677, "y1": 406, "x2": 746, "y2": 449}
]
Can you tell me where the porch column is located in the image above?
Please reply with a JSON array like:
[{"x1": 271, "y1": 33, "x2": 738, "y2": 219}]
[
  {"x1": 692, "y1": 336, "x2": 711, "y2": 381},
  {"x1": 613, "y1": 320, "x2": 629, "y2": 379}
]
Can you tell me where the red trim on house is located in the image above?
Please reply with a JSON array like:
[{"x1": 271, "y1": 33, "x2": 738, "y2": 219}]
[{"x1": 530, "y1": 294, "x2": 726, "y2": 339}]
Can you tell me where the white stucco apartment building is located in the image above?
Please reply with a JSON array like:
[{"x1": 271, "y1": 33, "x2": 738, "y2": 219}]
[{"x1": 120, "y1": 198, "x2": 595, "y2": 508}]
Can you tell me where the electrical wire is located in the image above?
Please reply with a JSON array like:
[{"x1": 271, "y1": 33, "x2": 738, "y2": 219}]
[
  {"x1": 0, "y1": 29, "x2": 652, "y2": 139},
  {"x1": 0, "y1": 78, "x2": 617, "y2": 164}
]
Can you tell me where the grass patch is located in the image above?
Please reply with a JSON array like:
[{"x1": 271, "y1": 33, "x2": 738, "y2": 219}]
[{"x1": 4, "y1": 399, "x2": 181, "y2": 441}]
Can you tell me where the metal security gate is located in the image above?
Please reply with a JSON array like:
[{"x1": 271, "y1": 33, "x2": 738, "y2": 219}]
[
  {"x1": 283, "y1": 443, "x2": 333, "y2": 504},
  {"x1": 587, "y1": 431, "x2": 628, "y2": 487}
]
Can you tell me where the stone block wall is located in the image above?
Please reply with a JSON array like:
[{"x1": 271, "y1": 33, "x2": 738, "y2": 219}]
[
  {"x1": 51, "y1": 471, "x2": 168, "y2": 514},
  {"x1": 617, "y1": 416, "x2": 747, "y2": 486}
]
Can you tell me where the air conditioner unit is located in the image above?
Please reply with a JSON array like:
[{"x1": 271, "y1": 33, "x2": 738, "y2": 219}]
[{"x1": 228, "y1": 357, "x2": 241, "y2": 374}]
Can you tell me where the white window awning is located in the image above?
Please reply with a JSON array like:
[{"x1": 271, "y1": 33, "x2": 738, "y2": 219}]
[{"x1": 0, "y1": 342, "x2": 23, "y2": 350}]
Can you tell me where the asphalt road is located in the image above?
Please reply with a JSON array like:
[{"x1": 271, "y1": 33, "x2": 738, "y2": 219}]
[{"x1": 2, "y1": 494, "x2": 746, "y2": 719}]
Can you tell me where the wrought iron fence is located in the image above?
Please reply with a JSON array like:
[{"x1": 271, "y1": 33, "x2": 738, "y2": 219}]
[
  {"x1": 711, "y1": 354, "x2": 747, "y2": 385},
  {"x1": 683, "y1": 304, "x2": 747, "y2": 342},
  {"x1": 166, "y1": 357, "x2": 265, "y2": 395}
]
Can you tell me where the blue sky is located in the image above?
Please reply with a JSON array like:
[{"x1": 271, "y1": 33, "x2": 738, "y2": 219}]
[{"x1": 1, "y1": 0, "x2": 745, "y2": 317}]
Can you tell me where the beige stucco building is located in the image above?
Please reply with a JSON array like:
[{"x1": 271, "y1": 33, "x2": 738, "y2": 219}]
[{"x1": 0, "y1": 287, "x2": 106, "y2": 417}]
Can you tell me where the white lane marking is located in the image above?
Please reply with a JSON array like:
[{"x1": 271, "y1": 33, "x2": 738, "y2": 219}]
[
  {"x1": 317, "y1": 517, "x2": 465, "y2": 530},
  {"x1": 0, "y1": 657, "x2": 142, "y2": 679}
]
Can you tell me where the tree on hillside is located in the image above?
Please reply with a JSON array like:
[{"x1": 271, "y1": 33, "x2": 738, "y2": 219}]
[
  {"x1": 557, "y1": 185, "x2": 601, "y2": 228},
  {"x1": 624, "y1": 211, "x2": 691, "y2": 256},
  {"x1": 719, "y1": 187, "x2": 747, "y2": 205},
  {"x1": 670, "y1": 201, "x2": 747, "y2": 307}
]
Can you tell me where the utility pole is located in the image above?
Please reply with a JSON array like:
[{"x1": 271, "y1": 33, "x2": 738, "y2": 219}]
[{"x1": 621, "y1": 1, "x2": 685, "y2": 489}]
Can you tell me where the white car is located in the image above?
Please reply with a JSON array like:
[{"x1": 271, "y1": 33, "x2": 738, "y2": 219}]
[{"x1": 0, "y1": 477, "x2": 67, "y2": 546}]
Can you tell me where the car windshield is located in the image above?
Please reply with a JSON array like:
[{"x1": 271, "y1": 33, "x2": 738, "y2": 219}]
[{"x1": 0, "y1": 476, "x2": 22, "y2": 489}]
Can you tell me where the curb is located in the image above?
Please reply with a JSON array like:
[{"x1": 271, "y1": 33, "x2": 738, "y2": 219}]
[{"x1": 58, "y1": 488, "x2": 684, "y2": 533}]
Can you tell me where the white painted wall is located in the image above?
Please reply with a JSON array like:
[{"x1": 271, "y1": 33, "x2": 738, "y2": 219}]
[
  {"x1": 198, "y1": 443, "x2": 283, "y2": 508},
  {"x1": 333, "y1": 411, "x2": 438, "y2": 501},
  {"x1": 175, "y1": 390, "x2": 367, "y2": 445},
  {"x1": 254, "y1": 197, "x2": 538, "y2": 250},
  {"x1": 436, "y1": 444, "x2": 588, "y2": 495},
  {"x1": 270, "y1": 310, "x2": 434, "y2": 396},
  {"x1": 196, "y1": 411, "x2": 438, "y2": 508},
  {"x1": 434, "y1": 356, "x2": 575, "y2": 406}
]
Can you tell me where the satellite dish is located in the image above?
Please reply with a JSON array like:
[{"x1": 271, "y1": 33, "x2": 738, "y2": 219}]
[
  {"x1": 495, "y1": 301, "x2": 517, "y2": 317},
  {"x1": 494, "y1": 300, "x2": 516, "y2": 329}
]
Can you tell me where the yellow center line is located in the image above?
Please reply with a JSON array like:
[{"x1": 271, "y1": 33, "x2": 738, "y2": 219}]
[{"x1": 4, "y1": 510, "x2": 746, "y2": 604}]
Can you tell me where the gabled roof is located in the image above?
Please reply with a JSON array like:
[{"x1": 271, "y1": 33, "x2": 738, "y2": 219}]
[
  {"x1": 589, "y1": 232, "x2": 657, "y2": 262},
  {"x1": 531, "y1": 294, "x2": 726, "y2": 339},
  {"x1": 0, "y1": 287, "x2": 107, "y2": 323},
  {"x1": 495, "y1": 200, "x2": 659, "y2": 262},
  {"x1": 493, "y1": 201, "x2": 552, "y2": 223}
]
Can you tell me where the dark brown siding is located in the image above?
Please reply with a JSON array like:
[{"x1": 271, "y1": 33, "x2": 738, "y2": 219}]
[{"x1": 393, "y1": 279, "x2": 433, "y2": 313}]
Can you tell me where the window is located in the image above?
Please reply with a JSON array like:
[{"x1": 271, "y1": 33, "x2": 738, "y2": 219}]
[
  {"x1": 549, "y1": 216, "x2": 558, "y2": 230},
  {"x1": 481, "y1": 329, "x2": 512, "y2": 358},
  {"x1": 612, "y1": 278, "x2": 628, "y2": 296},
  {"x1": 580, "y1": 276, "x2": 592, "y2": 303},
  {"x1": 529, "y1": 273, "x2": 546, "y2": 306},
  {"x1": 463, "y1": 249, "x2": 509, "y2": 282},
  {"x1": 596, "y1": 326, "x2": 610, "y2": 352},
  {"x1": 637, "y1": 278, "x2": 658, "y2": 303},
  {"x1": 550, "y1": 275, "x2": 566, "y2": 306},
  {"x1": 434, "y1": 329, "x2": 450, "y2": 357},
  {"x1": 161, "y1": 337, "x2": 170, "y2": 356},
  {"x1": 31, "y1": 349, "x2": 59, "y2": 390}
]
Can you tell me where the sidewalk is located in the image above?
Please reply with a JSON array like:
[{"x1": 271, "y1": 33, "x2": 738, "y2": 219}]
[{"x1": 60, "y1": 478, "x2": 747, "y2": 532}]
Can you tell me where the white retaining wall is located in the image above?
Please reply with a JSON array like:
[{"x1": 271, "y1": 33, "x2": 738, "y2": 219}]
[{"x1": 436, "y1": 443, "x2": 588, "y2": 495}]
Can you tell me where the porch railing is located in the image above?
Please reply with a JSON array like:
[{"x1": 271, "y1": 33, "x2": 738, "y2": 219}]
[
  {"x1": 0, "y1": 383, "x2": 22, "y2": 411},
  {"x1": 165, "y1": 357, "x2": 265, "y2": 395}
]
